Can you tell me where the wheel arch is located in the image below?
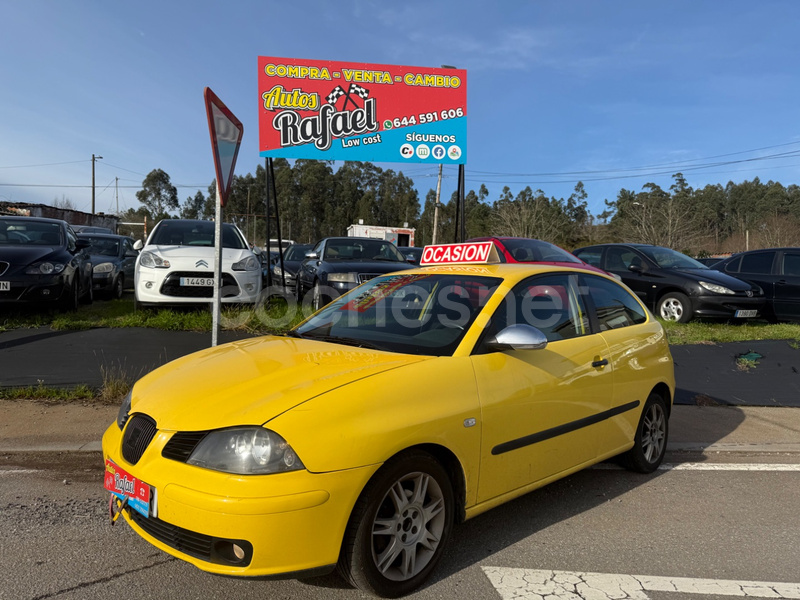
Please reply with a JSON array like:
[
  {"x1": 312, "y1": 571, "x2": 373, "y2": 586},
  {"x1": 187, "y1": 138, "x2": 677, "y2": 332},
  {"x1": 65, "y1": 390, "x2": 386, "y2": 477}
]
[
  {"x1": 650, "y1": 381, "x2": 673, "y2": 417},
  {"x1": 653, "y1": 286, "x2": 691, "y2": 310}
]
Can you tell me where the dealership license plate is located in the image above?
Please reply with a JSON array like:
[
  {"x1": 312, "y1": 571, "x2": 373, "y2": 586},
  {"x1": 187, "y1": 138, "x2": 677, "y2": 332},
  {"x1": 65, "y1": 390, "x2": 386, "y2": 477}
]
[
  {"x1": 0, "y1": 281, "x2": 9, "y2": 291},
  {"x1": 735, "y1": 310, "x2": 758, "y2": 318},
  {"x1": 104, "y1": 459, "x2": 155, "y2": 518},
  {"x1": 180, "y1": 277, "x2": 213, "y2": 286}
]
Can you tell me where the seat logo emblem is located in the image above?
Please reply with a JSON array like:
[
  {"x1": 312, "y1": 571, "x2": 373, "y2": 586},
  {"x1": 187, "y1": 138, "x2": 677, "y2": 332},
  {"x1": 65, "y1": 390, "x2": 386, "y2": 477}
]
[{"x1": 196, "y1": 260, "x2": 209, "y2": 268}]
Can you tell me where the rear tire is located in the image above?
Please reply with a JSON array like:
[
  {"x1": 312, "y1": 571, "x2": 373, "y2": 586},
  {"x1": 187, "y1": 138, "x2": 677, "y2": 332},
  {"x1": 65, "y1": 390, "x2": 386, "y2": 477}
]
[
  {"x1": 337, "y1": 451, "x2": 454, "y2": 598},
  {"x1": 657, "y1": 292, "x2": 692, "y2": 323},
  {"x1": 621, "y1": 392, "x2": 669, "y2": 473}
]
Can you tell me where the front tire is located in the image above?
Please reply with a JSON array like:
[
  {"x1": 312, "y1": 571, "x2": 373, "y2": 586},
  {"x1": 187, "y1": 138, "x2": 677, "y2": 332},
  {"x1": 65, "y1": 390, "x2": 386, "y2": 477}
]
[
  {"x1": 657, "y1": 292, "x2": 692, "y2": 323},
  {"x1": 111, "y1": 275, "x2": 124, "y2": 300},
  {"x1": 622, "y1": 392, "x2": 669, "y2": 473},
  {"x1": 338, "y1": 451, "x2": 455, "y2": 598}
]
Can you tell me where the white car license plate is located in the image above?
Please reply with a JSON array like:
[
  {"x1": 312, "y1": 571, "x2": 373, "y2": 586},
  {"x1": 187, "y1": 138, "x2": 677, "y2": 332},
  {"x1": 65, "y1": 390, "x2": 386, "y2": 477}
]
[
  {"x1": 180, "y1": 277, "x2": 214, "y2": 286},
  {"x1": 0, "y1": 281, "x2": 9, "y2": 291},
  {"x1": 735, "y1": 310, "x2": 758, "y2": 318}
]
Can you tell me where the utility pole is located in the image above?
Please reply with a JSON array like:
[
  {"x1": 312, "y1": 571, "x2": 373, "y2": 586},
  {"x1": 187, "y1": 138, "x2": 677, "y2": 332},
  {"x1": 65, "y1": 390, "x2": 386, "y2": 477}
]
[
  {"x1": 92, "y1": 153, "x2": 103, "y2": 214},
  {"x1": 115, "y1": 177, "x2": 119, "y2": 214},
  {"x1": 432, "y1": 164, "x2": 442, "y2": 244}
]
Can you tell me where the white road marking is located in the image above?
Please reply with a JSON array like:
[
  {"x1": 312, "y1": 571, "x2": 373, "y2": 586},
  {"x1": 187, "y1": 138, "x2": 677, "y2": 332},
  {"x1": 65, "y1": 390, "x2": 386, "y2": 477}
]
[
  {"x1": 0, "y1": 468, "x2": 40, "y2": 476},
  {"x1": 592, "y1": 463, "x2": 800, "y2": 472},
  {"x1": 482, "y1": 568, "x2": 800, "y2": 599}
]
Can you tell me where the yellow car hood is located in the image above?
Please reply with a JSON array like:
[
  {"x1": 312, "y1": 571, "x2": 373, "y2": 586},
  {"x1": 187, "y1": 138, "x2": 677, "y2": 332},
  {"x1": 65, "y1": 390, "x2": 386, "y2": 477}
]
[{"x1": 129, "y1": 336, "x2": 428, "y2": 431}]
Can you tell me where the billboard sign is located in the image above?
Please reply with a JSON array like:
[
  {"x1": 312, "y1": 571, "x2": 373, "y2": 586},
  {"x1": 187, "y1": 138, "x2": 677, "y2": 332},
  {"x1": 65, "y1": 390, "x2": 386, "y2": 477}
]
[{"x1": 258, "y1": 56, "x2": 466, "y2": 164}]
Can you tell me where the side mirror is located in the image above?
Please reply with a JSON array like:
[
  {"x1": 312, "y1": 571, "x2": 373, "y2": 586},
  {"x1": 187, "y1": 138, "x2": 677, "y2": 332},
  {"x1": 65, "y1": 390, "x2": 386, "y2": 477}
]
[
  {"x1": 304, "y1": 251, "x2": 319, "y2": 260},
  {"x1": 125, "y1": 250, "x2": 139, "y2": 258},
  {"x1": 486, "y1": 324, "x2": 548, "y2": 352},
  {"x1": 75, "y1": 239, "x2": 91, "y2": 251},
  {"x1": 628, "y1": 263, "x2": 644, "y2": 273},
  {"x1": 133, "y1": 239, "x2": 144, "y2": 251}
]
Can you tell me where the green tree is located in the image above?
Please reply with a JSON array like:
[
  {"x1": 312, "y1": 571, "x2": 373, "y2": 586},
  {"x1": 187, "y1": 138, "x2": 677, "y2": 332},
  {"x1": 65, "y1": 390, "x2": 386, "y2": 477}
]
[
  {"x1": 180, "y1": 191, "x2": 206, "y2": 219},
  {"x1": 136, "y1": 169, "x2": 179, "y2": 219}
]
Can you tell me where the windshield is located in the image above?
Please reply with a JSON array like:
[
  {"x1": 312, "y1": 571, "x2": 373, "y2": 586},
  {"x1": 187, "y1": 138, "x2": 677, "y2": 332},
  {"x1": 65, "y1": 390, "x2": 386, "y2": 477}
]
[
  {"x1": 638, "y1": 246, "x2": 708, "y2": 269},
  {"x1": 82, "y1": 236, "x2": 119, "y2": 256},
  {"x1": 501, "y1": 238, "x2": 582, "y2": 264},
  {"x1": 0, "y1": 219, "x2": 62, "y2": 246},
  {"x1": 149, "y1": 221, "x2": 246, "y2": 249},
  {"x1": 293, "y1": 273, "x2": 503, "y2": 356},
  {"x1": 323, "y1": 239, "x2": 406, "y2": 262},
  {"x1": 284, "y1": 244, "x2": 312, "y2": 261}
]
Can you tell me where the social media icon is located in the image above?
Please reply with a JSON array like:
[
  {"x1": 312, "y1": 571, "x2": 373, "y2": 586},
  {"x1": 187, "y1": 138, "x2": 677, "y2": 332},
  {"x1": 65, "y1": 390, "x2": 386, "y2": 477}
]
[
  {"x1": 416, "y1": 144, "x2": 430, "y2": 159},
  {"x1": 432, "y1": 145, "x2": 446, "y2": 160},
  {"x1": 447, "y1": 145, "x2": 462, "y2": 160},
  {"x1": 400, "y1": 144, "x2": 414, "y2": 158}
]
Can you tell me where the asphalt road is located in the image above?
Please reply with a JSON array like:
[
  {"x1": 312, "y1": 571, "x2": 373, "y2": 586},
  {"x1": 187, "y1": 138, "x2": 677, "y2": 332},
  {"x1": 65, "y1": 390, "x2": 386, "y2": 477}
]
[
  {"x1": 2, "y1": 326, "x2": 799, "y2": 406},
  {"x1": 2, "y1": 452, "x2": 799, "y2": 600}
]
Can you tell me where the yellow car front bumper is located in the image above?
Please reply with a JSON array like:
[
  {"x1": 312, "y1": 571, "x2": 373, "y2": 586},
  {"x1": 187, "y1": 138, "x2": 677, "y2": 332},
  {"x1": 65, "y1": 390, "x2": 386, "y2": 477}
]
[{"x1": 102, "y1": 423, "x2": 380, "y2": 577}]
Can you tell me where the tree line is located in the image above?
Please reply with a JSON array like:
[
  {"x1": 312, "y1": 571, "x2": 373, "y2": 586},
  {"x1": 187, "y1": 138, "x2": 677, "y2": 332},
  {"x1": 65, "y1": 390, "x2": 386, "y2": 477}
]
[{"x1": 120, "y1": 162, "x2": 800, "y2": 255}]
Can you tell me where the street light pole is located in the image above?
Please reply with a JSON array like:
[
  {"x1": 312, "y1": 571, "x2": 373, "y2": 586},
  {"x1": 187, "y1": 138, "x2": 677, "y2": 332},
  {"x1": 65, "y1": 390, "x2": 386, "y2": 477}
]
[{"x1": 92, "y1": 154, "x2": 103, "y2": 214}]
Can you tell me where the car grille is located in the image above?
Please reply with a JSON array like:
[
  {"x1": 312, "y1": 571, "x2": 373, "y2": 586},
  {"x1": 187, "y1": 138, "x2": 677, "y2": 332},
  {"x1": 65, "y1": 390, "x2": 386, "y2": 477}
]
[
  {"x1": 159, "y1": 271, "x2": 240, "y2": 298},
  {"x1": 0, "y1": 262, "x2": 8, "y2": 277},
  {"x1": 161, "y1": 431, "x2": 208, "y2": 462},
  {"x1": 129, "y1": 510, "x2": 253, "y2": 567},
  {"x1": 121, "y1": 414, "x2": 158, "y2": 465},
  {"x1": 358, "y1": 272, "x2": 382, "y2": 283}
]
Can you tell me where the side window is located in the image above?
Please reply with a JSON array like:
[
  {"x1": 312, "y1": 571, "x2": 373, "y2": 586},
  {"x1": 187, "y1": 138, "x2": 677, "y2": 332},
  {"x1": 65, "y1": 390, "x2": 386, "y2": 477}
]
[
  {"x1": 782, "y1": 253, "x2": 800, "y2": 277},
  {"x1": 486, "y1": 274, "x2": 589, "y2": 344},
  {"x1": 605, "y1": 247, "x2": 639, "y2": 271},
  {"x1": 574, "y1": 248, "x2": 602, "y2": 268},
  {"x1": 740, "y1": 252, "x2": 775, "y2": 275},
  {"x1": 724, "y1": 256, "x2": 741, "y2": 274},
  {"x1": 66, "y1": 228, "x2": 77, "y2": 252},
  {"x1": 582, "y1": 274, "x2": 647, "y2": 330}
]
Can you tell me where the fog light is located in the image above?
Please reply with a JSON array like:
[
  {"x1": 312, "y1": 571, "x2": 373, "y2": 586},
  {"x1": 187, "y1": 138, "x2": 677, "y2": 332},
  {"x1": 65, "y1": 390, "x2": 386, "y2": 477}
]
[
  {"x1": 233, "y1": 544, "x2": 245, "y2": 560},
  {"x1": 244, "y1": 283, "x2": 254, "y2": 291},
  {"x1": 42, "y1": 289, "x2": 50, "y2": 296},
  {"x1": 145, "y1": 282, "x2": 154, "y2": 289}
]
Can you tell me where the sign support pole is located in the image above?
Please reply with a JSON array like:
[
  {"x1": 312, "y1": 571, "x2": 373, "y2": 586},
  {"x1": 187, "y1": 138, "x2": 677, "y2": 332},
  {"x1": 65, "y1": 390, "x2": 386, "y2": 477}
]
[
  {"x1": 269, "y1": 158, "x2": 287, "y2": 291},
  {"x1": 212, "y1": 181, "x2": 223, "y2": 347}
]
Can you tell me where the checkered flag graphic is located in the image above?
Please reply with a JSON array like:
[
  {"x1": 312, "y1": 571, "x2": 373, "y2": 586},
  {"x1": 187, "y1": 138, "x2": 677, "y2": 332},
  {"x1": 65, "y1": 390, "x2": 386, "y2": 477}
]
[
  {"x1": 326, "y1": 86, "x2": 346, "y2": 105},
  {"x1": 349, "y1": 83, "x2": 370, "y2": 100}
]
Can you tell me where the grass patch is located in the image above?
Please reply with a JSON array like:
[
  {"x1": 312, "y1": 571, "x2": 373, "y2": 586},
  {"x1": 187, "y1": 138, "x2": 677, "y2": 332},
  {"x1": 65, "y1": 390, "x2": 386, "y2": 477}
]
[
  {"x1": 660, "y1": 319, "x2": 800, "y2": 345},
  {"x1": 2, "y1": 296, "x2": 306, "y2": 335},
  {"x1": 0, "y1": 382, "x2": 95, "y2": 403}
]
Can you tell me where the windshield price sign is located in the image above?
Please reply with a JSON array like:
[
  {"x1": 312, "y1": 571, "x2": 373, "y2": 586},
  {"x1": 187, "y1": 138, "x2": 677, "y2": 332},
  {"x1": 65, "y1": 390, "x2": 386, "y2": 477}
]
[{"x1": 258, "y1": 57, "x2": 467, "y2": 164}]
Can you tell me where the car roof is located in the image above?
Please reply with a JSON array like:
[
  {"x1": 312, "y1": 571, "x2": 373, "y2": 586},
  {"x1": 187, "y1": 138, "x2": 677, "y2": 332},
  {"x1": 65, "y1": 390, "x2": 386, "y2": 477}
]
[
  {"x1": 77, "y1": 233, "x2": 131, "y2": 240},
  {"x1": 403, "y1": 261, "x2": 618, "y2": 285},
  {"x1": 0, "y1": 215, "x2": 66, "y2": 225}
]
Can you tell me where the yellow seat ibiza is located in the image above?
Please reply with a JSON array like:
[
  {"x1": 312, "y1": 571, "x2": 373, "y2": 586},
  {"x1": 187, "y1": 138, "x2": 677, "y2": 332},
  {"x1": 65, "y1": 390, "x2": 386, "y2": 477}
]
[{"x1": 103, "y1": 241, "x2": 674, "y2": 598}]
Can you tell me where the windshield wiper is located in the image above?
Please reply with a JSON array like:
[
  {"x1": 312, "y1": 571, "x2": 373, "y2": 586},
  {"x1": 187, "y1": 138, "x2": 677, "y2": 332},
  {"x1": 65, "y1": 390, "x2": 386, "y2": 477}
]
[{"x1": 300, "y1": 333, "x2": 388, "y2": 351}]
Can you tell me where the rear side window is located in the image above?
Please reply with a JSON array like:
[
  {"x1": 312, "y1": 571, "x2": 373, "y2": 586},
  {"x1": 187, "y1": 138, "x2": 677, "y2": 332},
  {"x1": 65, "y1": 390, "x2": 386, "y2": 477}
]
[
  {"x1": 582, "y1": 274, "x2": 647, "y2": 330},
  {"x1": 723, "y1": 256, "x2": 741, "y2": 274},
  {"x1": 574, "y1": 248, "x2": 602, "y2": 268},
  {"x1": 782, "y1": 252, "x2": 800, "y2": 277},
  {"x1": 605, "y1": 247, "x2": 640, "y2": 271},
  {"x1": 740, "y1": 252, "x2": 775, "y2": 275}
]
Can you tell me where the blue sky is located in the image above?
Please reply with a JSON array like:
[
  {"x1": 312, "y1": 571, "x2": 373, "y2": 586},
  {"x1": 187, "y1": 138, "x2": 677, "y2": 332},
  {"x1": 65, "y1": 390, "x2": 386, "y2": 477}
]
[{"x1": 2, "y1": 1, "x2": 799, "y2": 220}]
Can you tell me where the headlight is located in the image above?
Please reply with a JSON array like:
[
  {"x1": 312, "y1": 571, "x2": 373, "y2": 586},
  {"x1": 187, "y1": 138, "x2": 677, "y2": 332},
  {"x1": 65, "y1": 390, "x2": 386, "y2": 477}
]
[
  {"x1": 328, "y1": 272, "x2": 358, "y2": 283},
  {"x1": 272, "y1": 266, "x2": 283, "y2": 277},
  {"x1": 93, "y1": 262, "x2": 114, "y2": 274},
  {"x1": 25, "y1": 262, "x2": 66, "y2": 275},
  {"x1": 139, "y1": 251, "x2": 170, "y2": 269},
  {"x1": 699, "y1": 281, "x2": 734, "y2": 295},
  {"x1": 232, "y1": 256, "x2": 259, "y2": 271},
  {"x1": 187, "y1": 427, "x2": 305, "y2": 475},
  {"x1": 117, "y1": 389, "x2": 132, "y2": 430}
]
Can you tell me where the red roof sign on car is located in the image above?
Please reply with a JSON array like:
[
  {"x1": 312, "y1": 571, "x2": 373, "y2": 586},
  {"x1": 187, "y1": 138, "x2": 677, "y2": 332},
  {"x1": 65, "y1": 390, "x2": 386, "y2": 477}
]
[{"x1": 420, "y1": 241, "x2": 500, "y2": 265}]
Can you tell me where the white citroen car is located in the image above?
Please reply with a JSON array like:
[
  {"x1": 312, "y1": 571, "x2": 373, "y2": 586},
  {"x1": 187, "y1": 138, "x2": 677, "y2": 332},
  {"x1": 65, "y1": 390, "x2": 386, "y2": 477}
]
[{"x1": 134, "y1": 219, "x2": 262, "y2": 307}]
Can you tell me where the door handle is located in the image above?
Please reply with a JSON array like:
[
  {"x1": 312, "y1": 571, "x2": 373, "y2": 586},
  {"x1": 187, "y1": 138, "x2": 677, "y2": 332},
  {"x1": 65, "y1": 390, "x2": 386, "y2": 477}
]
[{"x1": 592, "y1": 358, "x2": 609, "y2": 368}]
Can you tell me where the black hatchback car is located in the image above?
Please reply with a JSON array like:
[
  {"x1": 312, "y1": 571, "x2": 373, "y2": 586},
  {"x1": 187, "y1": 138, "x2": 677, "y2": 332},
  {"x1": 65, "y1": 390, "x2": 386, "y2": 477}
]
[
  {"x1": 78, "y1": 233, "x2": 138, "y2": 299},
  {"x1": 0, "y1": 216, "x2": 93, "y2": 310},
  {"x1": 296, "y1": 237, "x2": 414, "y2": 310},
  {"x1": 573, "y1": 243, "x2": 765, "y2": 322},
  {"x1": 711, "y1": 248, "x2": 800, "y2": 322}
]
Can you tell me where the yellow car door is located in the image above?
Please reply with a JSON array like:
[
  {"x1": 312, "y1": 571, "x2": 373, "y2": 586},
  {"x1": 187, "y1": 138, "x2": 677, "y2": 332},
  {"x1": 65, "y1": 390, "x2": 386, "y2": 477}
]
[{"x1": 470, "y1": 273, "x2": 614, "y2": 504}]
